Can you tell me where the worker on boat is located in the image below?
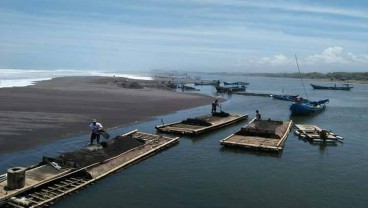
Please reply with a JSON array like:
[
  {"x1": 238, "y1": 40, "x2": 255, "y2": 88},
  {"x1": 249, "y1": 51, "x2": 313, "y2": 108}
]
[
  {"x1": 319, "y1": 129, "x2": 328, "y2": 142},
  {"x1": 216, "y1": 80, "x2": 220, "y2": 86},
  {"x1": 256, "y1": 110, "x2": 261, "y2": 120},
  {"x1": 296, "y1": 96, "x2": 303, "y2": 103},
  {"x1": 90, "y1": 119, "x2": 103, "y2": 145},
  {"x1": 211, "y1": 100, "x2": 220, "y2": 113}
]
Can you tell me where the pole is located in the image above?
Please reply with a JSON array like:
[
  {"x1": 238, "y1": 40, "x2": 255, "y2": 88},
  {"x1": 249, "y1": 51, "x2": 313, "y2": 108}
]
[{"x1": 295, "y1": 54, "x2": 309, "y2": 100}]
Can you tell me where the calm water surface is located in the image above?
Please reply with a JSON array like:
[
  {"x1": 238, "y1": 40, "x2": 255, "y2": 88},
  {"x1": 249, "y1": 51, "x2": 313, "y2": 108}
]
[{"x1": 1, "y1": 75, "x2": 367, "y2": 208}]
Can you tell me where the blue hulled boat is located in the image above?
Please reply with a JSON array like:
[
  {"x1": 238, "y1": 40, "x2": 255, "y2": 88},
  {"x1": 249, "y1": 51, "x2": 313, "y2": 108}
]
[
  {"x1": 310, "y1": 83, "x2": 353, "y2": 90},
  {"x1": 290, "y1": 99, "x2": 329, "y2": 116}
]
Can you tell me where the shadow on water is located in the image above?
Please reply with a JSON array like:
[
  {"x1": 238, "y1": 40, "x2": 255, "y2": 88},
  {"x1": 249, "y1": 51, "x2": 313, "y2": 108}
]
[{"x1": 219, "y1": 146, "x2": 283, "y2": 158}]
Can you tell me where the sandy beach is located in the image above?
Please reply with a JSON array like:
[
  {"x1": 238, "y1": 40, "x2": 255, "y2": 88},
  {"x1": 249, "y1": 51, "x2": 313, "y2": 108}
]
[{"x1": 0, "y1": 76, "x2": 213, "y2": 154}]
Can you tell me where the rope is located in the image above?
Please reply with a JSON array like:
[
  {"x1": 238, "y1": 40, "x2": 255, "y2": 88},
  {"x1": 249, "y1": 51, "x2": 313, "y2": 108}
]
[{"x1": 295, "y1": 54, "x2": 309, "y2": 100}]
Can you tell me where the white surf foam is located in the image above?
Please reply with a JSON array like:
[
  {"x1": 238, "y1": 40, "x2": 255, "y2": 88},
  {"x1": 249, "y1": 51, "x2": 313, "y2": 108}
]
[{"x1": 0, "y1": 69, "x2": 153, "y2": 88}]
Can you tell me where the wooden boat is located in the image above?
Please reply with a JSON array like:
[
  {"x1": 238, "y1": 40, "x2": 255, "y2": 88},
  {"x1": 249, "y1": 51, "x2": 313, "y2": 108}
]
[
  {"x1": 0, "y1": 130, "x2": 178, "y2": 207},
  {"x1": 271, "y1": 94, "x2": 299, "y2": 101},
  {"x1": 220, "y1": 118, "x2": 293, "y2": 152},
  {"x1": 310, "y1": 83, "x2": 353, "y2": 90},
  {"x1": 294, "y1": 124, "x2": 343, "y2": 143},
  {"x1": 235, "y1": 92, "x2": 270, "y2": 97},
  {"x1": 215, "y1": 85, "x2": 246, "y2": 93},
  {"x1": 156, "y1": 112, "x2": 248, "y2": 135},
  {"x1": 289, "y1": 99, "x2": 329, "y2": 116},
  {"x1": 223, "y1": 81, "x2": 249, "y2": 86},
  {"x1": 291, "y1": 55, "x2": 330, "y2": 116}
]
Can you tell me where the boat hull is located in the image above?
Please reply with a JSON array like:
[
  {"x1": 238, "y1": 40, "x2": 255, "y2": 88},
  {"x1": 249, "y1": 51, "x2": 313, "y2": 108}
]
[
  {"x1": 271, "y1": 94, "x2": 298, "y2": 101},
  {"x1": 215, "y1": 86, "x2": 246, "y2": 93},
  {"x1": 310, "y1": 84, "x2": 352, "y2": 90},
  {"x1": 223, "y1": 81, "x2": 249, "y2": 86},
  {"x1": 290, "y1": 99, "x2": 329, "y2": 116}
]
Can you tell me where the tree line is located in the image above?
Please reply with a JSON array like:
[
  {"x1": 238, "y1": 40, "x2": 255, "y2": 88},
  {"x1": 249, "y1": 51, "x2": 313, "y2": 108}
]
[{"x1": 213, "y1": 72, "x2": 368, "y2": 81}]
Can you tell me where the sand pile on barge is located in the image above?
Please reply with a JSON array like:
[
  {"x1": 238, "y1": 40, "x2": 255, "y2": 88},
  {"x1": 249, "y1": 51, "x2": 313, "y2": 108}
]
[{"x1": 57, "y1": 136, "x2": 145, "y2": 168}]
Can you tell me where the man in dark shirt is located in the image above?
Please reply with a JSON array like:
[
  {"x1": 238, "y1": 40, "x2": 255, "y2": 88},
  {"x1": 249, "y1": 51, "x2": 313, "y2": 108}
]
[
  {"x1": 211, "y1": 100, "x2": 220, "y2": 113},
  {"x1": 256, "y1": 110, "x2": 261, "y2": 120}
]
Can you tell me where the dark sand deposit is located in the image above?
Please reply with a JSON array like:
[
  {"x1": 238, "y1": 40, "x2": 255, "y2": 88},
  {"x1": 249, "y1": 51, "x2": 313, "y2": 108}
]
[
  {"x1": 57, "y1": 136, "x2": 145, "y2": 168},
  {"x1": 0, "y1": 76, "x2": 213, "y2": 154}
]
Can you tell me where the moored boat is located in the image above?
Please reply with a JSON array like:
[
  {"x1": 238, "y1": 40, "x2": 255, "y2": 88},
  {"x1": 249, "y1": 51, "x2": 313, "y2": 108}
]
[
  {"x1": 310, "y1": 83, "x2": 353, "y2": 90},
  {"x1": 156, "y1": 112, "x2": 248, "y2": 135},
  {"x1": 194, "y1": 80, "x2": 218, "y2": 86},
  {"x1": 271, "y1": 94, "x2": 299, "y2": 101},
  {"x1": 215, "y1": 85, "x2": 246, "y2": 93},
  {"x1": 235, "y1": 92, "x2": 270, "y2": 97},
  {"x1": 223, "y1": 81, "x2": 249, "y2": 86},
  {"x1": 220, "y1": 118, "x2": 293, "y2": 152},
  {"x1": 0, "y1": 130, "x2": 178, "y2": 207},
  {"x1": 294, "y1": 124, "x2": 343, "y2": 143},
  {"x1": 290, "y1": 99, "x2": 329, "y2": 116}
]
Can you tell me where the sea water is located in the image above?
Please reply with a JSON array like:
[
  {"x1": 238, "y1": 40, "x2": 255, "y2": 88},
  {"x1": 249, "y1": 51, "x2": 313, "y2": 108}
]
[
  {"x1": 0, "y1": 73, "x2": 367, "y2": 208},
  {"x1": 0, "y1": 68, "x2": 152, "y2": 88}
]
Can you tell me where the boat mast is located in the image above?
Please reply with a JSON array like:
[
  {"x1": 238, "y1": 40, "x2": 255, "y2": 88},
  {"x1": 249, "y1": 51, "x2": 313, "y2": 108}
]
[{"x1": 295, "y1": 55, "x2": 309, "y2": 100}]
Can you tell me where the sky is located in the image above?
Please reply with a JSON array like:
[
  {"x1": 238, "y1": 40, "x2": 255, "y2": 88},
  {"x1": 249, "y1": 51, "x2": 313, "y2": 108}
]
[{"x1": 0, "y1": 0, "x2": 367, "y2": 73}]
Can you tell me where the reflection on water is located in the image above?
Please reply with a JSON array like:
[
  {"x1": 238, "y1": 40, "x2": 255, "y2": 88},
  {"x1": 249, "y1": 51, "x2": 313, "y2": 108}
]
[
  {"x1": 219, "y1": 146, "x2": 283, "y2": 158},
  {"x1": 1, "y1": 75, "x2": 368, "y2": 208},
  {"x1": 294, "y1": 133, "x2": 339, "y2": 153}
]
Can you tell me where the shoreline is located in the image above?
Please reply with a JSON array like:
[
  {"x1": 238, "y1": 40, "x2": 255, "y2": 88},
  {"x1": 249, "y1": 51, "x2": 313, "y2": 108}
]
[{"x1": 0, "y1": 76, "x2": 214, "y2": 155}]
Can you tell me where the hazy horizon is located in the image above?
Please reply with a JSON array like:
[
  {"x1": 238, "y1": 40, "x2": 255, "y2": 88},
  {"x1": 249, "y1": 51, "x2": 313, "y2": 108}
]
[{"x1": 0, "y1": 0, "x2": 367, "y2": 73}]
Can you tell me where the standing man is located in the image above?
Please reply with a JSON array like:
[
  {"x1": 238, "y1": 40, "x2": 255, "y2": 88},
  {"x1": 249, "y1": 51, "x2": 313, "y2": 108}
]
[
  {"x1": 256, "y1": 110, "x2": 261, "y2": 120},
  {"x1": 211, "y1": 100, "x2": 220, "y2": 113},
  {"x1": 90, "y1": 119, "x2": 103, "y2": 145}
]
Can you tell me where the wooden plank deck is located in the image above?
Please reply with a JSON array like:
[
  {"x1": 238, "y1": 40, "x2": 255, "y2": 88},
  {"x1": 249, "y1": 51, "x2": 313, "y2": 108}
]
[
  {"x1": 1, "y1": 131, "x2": 178, "y2": 207},
  {"x1": 295, "y1": 124, "x2": 321, "y2": 133},
  {"x1": 294, "y1": 124, "x2": 343, "y2": 142},
  {"x1": 220, "y1": 120, "x2": 293, "y2": 152},
  {"x1": 0, "y1": 165, "x2": 72, "y2": 202},
  {"x1": 87, "y1": 132, "x2": 178, "y2": 179},
  {"x1": 156, "y1": 113, "x2": 248, "y2": 135}
]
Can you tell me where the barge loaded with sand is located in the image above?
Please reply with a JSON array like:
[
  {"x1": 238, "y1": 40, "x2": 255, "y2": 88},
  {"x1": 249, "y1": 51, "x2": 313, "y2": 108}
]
[
  {"x1": 220, "y1": 118, "x2": 293, "y2": 152},
  {"x1": 0, "y1": 130, "x2": 178, "y2": 207},
  {"x1": 155, "y1": 112, "x2": 248, "y2": 135}
]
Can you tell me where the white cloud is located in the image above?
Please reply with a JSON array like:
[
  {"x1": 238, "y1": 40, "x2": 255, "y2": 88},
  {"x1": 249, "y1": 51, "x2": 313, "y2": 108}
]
[
  {"x1": 239, "y1": 54, "x2": 293, "y2": 66},
  {"x1": 238, "y1": 47, "x2": 368, "y2": 68},
  {"x1": 306, "y1": 46, "x2": 346, "y2": 64},
  {"x1": 306, "y1": 46, "x2": 368, "y2": 65}
]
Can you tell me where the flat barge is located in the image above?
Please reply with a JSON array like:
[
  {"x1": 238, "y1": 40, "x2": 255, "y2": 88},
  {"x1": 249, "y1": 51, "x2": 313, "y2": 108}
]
[
  {"x1": 294, "y1": 124, "x2": 343, "y2": 143},
  {"x1": 156, "y1": 112, "x2": 248, "y2": 135},
  {"x1": 220, "y1": 118, "x2": 293, "y2": 152},
  {"x1": 0, "y1": 130, "x2": 178, "y2": 207}
]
